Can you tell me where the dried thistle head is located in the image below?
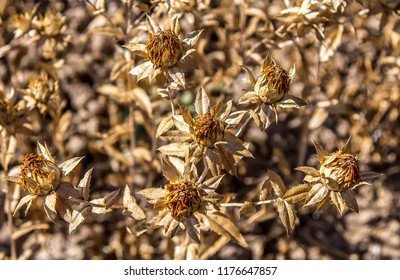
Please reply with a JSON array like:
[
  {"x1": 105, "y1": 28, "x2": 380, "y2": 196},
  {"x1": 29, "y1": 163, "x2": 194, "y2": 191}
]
[
  {"x1": 255, "y1": 61, "x2": 291, "y2": 105},
  {"x1": 319, "y1": 151, "x2": 361, "y2": 192},
  {"x1": 138, "y1": 157, "x2": 248, "y2": 247},
  {"x1": 12, "y1": 12, "x2": 33, "y2": 37},
  {"x1": 192, "y1": 111, "x2": 225, "y2": 147},
  {"x1": 146, "y1": 30, "x2": 184, "y2": 68},
  {"x1": 33, "y1": 10, "x2": 67, "y2": 37},
  {"x1": 239, "y1": 54, "x2": 305, "y2": 130},
  {"x1": 126, "y1": 15, "x2": 202, "y2": 88},
  {"x1": 20, "y1": 153, "x2": 61, "y2": 196},
  {"x1": 295, "y1": 138, "x2": 379, "y2": 216},
  {"x1": 157, "y1": 87, "x2": 253, "y2": 176}
]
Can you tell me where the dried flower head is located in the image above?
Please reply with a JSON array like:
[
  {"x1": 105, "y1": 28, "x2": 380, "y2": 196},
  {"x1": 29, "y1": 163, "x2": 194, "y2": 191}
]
[
  {"x1": 126, "y1": 15, "x2": 202, "y2": 88},
  {"x1": 138, "y1": 157, "x2": 248, "y2": 247},
  {"x1": 240, "y1": 54, "x2": 306, "y2": 130},
  {"x1": 294, "y1": 138, "x2": 379, "y2": 216},
  {"x1": 6, "y1": 142, "x2": 84, "y2": 218},
  {"x1": 20, "y1": 153, "x2": 61, "y2": 196},
  {"x1": 146, "y1": 30, "x2": 184, "y2": 68},
  {"x1": 162, "y1": 180, "x2": 202, "y2": 219},
  {"x1": 319, "y1": 151, "x2": 361, "y2": 192},
  {"x1": 20, "y1": 73, "x2": 61, "y2": 115},
  {"x1": 192, "y1": 112, "x2": 225, "y2": 147},
  {"x1": 158, "y1": 87, "x2": 253, "y2": 176}
]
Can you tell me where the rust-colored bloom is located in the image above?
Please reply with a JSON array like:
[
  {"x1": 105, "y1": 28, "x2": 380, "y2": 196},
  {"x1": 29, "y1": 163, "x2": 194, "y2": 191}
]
[
  {"x1": 146, "y1": 30, "x2": 184, "y2": 68},
  {"x1": 255, "y1": 63, "x2": 291, "y2": 104},
  {"x1": 127, "y1": 15, "x2": 202, "y2": 88},
  {"x1": 158, "y1": 87, "x2": 252, "y2": 176},
  {"x1": 20, "y1": 153, "x2": 61, "y2": 196},
  {"x1": 295, "y1": 138, "x2": 379, "y2": 216},
  {"x1": 192, "y1": 112, "x2": 225, "y2": 147},
  {"x1": 138, "y1": 157, "x2": 248, "y2": 247},
  {"x1": 162, "y1": 180, "x2": 202, "y2": 219},
  {"x1": 319, "y1": 151, "x2": 361, "y2": 192},
  {"x1": 240, "y1": 54, "x2": 306, "y2": 130}
]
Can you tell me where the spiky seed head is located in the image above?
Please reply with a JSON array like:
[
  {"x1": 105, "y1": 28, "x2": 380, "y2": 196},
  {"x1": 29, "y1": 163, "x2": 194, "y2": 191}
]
[
  {"x1": 192, "y1": 112, "x2": 225, "y2": 147},
  {"x1": 255, "y1": 64, "x2": 291, "y2": 104},
  {"x1": 164, "y1": 180, "x2": 202, "y2": 219},
  {"x1": 319, "y1": 152, "x2": 361, "y2": 191},
  {"x1": 146, "y1": 30, "x2": 184, "y2": 68},
  {"x1": 20, "y1": 154, "x2": 61, "y2": 196}
]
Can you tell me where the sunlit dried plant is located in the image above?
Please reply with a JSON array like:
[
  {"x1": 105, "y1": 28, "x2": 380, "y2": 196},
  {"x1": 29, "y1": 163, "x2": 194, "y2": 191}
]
[
  {"x1": 138, "y1": 157, "x2": 248, "y2": 247},
  {"x1": 240, "y1": 54, "x2": 306, "y2": 129},
  {"x1": 158, "y1": 87, "x2": 252, "y2": 176},
  {"x1": 126, "y1": 15, "x2": 202, "y2": 88}
]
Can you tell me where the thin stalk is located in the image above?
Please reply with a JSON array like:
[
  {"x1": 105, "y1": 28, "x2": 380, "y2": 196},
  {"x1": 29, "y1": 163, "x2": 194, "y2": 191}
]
[
  {"x1": 219, "y1": 198, "x2": 278, "y2": 208},
  {"x1": 6, "y1": 184, "x2": 17, "y2": 260},
  {"x1": 167, "y1": 87, "x2": 176, "y2": 115}
]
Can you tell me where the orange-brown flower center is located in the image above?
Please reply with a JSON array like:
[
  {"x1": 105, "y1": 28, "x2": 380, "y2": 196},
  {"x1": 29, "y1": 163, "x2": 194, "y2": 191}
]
[
  {"x1": 193, "y1": 112, "x2": 224, "y2": 147},
  {"x1": 256, "y1": 65, "x2": 290, "y2": 104},
  {"x1": 165, "y1": 181, "x2": 202, "y2": 219},
  {"x1": 320, "y1": 152, "x2": 361, "y2": 191},
  {"x1": 146, "y1": 31, "x2": 184, "y2": 68},
  {"x1": 21, "y1": 153, "x2": 61, "y2": 196}
]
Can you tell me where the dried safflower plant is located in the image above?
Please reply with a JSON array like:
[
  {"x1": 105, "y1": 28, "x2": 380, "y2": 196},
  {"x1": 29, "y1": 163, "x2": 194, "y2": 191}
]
[
  {"x1": 137, "y1": 157, "x2": 248, "y2": 247},
  {"x1": 290, "y1": 138, "x2": 380, "y2": 216},
  {"x1": 240, "y1": 54, "x2": 306, "y2": 130},
  {"x1": 6, "y1": 142, "x2": 83, "y2": 219},
  {"x1": 158, "y1": 87, "x2": 253, "y2": 176},
  {"x1": 126, "y1": 15, "x2": 202, "y2": 88}
]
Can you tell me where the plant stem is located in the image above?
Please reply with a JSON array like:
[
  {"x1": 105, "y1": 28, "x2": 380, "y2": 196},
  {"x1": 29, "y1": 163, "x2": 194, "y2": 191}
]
[
  {"x1": 219, "y1": 198, "x2": 278, "y2": 208},
  {"x1": 167, "y1": 87, "x2": 176, "y2": 115},
  {"x1": 6, "y1": 184, "x2": 17, "y2": 260}
]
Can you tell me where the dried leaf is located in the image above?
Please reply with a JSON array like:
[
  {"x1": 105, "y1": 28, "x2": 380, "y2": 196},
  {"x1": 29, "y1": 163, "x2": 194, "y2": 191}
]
[
  {"x1": 240, "y1": 65, "x2": 256, "y2": 85},
  {"x1": 304, "y1": 183, "x2": 329, "y2": 206},
  {"x1": 146, "y1": 14, "x2": 161, "y2": 34},
  {"x1": 58, "y1": 157, "x2": 84, "y2": 176},
  {"x1": 202, "y1": 175, "x2": 224, "y2": 192},
  {"x1": 239, "y1": 201, "x2": 256, "y2": 217},
  {"x1": 123, "y1": 185, "x2": 146, "y2": 220},
  {"x1": 69, "y1": 205, "x2": 92, "y2": 233},
  {"x1": 161, "y1": 156, "x2": 181, "y2": 182},
  {"x1": 360, "y1": 171, "x2": 381, "y2": 181},
  {"x1": 295, "y1": 166, "x2": 320, "y2": 177},
  {"x1": 158, "y1": 142, "x2": 190, "y2": 157},
  {"x1": 156, "y1": 116, "x2": 174, "y2": 138},
  {"x1": 104, "y1": 189, "x2": 120, "y2": 208},
  {"x1": 312, "y1": 140, "x2": 328, "y2": 161},
  {"x1": 13, "y1": 194, "x2": 36, "y2": 216},
  {"x1": 88, "y1": 26, "x2": 125, "y2": 39},
  {"x1": 268, "y1": 169, "x2": 287, "y2": 197},
  {"x1": 330, "y1": 191, "x2": 346, "y2": 216},
  {"x1": 44, "y1": 192, "x2": 58, "y2": 216},
  {"x1": 78, "y1": 168, "x2": 93, "y2": 201},
  {"x1": 184, "y1": 217, "x2": 200, "y2": 244},
  {"x1": 276, "y1": 199, "x2": 296, "y2": 236},
  {"x1": 183, "y1": 29, "x2": 203, "y2": 47},
  {"x1": 37, "y1": 142, "x2": 55, "y2": 162},
  {"x1": 137, "y1": 188, "x2": 165, "y2": 200},
  {"x1": 342, "y1": 190, "x2": 359, "y2": 213},
  {"x1": 283, "y1": 184, "x2": 311, "y2": 204},
  {"x1": 57, "y1": 182, "x2": 82, "y2": 200},
  {"x1": 195, "y1": 86, "x2": 210, "y2": 115}
]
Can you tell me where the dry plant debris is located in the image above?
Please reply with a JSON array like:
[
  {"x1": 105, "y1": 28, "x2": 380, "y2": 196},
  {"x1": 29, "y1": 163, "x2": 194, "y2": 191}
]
[{"x1": 0, "y1": 0, "x2": 398, "y2": 260}]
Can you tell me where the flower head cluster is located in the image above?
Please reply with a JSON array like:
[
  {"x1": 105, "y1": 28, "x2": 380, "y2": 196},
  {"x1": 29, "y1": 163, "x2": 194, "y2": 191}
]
[
  {"x1": 126, "y1": 15, "x2": 202, "y2": 88},
  {"x1": 240, "y1": 54, "x2": 306, "y2": 130}
]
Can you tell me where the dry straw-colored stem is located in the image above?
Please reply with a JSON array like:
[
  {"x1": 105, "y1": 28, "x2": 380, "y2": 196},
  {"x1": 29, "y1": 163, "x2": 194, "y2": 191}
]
[{"x1": 219, "y1": 198, "x2": 278, "y2": 208}]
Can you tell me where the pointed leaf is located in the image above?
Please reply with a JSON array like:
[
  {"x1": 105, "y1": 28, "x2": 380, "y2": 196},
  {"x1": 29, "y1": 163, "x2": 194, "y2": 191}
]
[
  {"x1": 202, "y1": 175, "x2": 224, "y2": 193},
  {"x1": 195, "y1": 86, "x2": 210, "y2": 115},
  {"x1": 360, "y1": 171, "x2": 381, "y2": 181},
  {"x1": 295, "y1": 166, "x2": 320, "y2": 177},
  {"x1": 13, "y1": 194, "x2": 36, "y2": 216},
  {"x1": 239, "y1": 201, "x2": 256, "y2": 217},
  {"x1": 313, "y1": 140, "x2": 328, "y2": 161},
  {"x1": 37, "y1": 142, "x2": 55, "y2": 162},
  {"x1": 158, "y1": 142, "x2": 190, "y2": 157},
  {"x1": 240, "y1": 65, "x2": 256, "y2": 85},
  {"x1": 78, "y1": 168, "x2": 93, "y2": 201},
  {"x1": 184, "y1": 217, "x2": 200, "y2": 244},
  {"x1": 283, "y1": 184, "x2": 311, "y2": 204},
  {"x1": 183, "y1": 29, "x2": 203, "y2": 47},
  {"x1": 146, "y1": 14, "x2": 161, "y2": 34},
  {"x1": 304, "y1": 183, "x2": 329, "y2": 206},
  {"x1": 69, "y1": 205, "x2": 92, "y2": 233},
  {"x1": 104, "y1": 189, "x2": 120, "y2": 208},
  {"x1": 268, "y1": 170, "x2": 287, "y2": 197},
  {"x1": 342, "y1": 190, "x2": 359, "y2": 213},
  {"x1": 276, "y1": 199, "x2": 296, "y2": 236},
  {"x1": 330, "y1": 191, "x2": 346, "y2": 216},
  {"x1": 171, "y1": 15, "x2": 180, "y2": 35},
  {"x1": 58, "y1": 157, "x2": 84, "y2": 176},
  {"x1": 123, "y1": 185, "x2": 146, "y2": 220},
  {"x1": 161, "y1": 156, "x2": 181, "y2": 182},
  {"x1": 340, "y1": 137, "x2": 352, "y2": 153},
  {"x1": 137, "y1": 188, "x2": 165, "y2": 200},
  {"x1": 156, "y1": 116, "x2": 174, "y2": 138}
]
